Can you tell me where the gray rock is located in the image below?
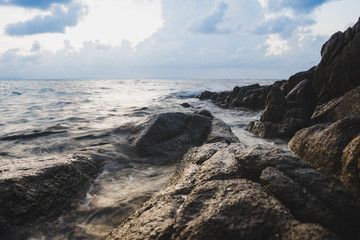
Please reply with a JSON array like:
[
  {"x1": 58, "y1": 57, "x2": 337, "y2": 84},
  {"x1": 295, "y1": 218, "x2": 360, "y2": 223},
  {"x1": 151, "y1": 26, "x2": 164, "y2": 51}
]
[
  {"x1": 311, "y1": 86, "x2": 360, "y2": 123},
  {"x1": 289, "y1": 115, "x2": 360, "y2": 195},
  {"x1": 0, "y1": 154, "x2": 102, "y2": 236},
  {"x1": 197, "y1": 84, "x2": 274, "y2": 109},
  {"x1": 205, "y1": 118, "x2": 239, "y2": 144},
  {"x1": 237, "y1": 145, "x2": 360, "y2": 239},
  {"x1": 249, "y1": 79, "x2": 317, "y2": 138},
  {"x1": 133, "y1": 112, "x2": 212, "y2": 161},
  {"x1": 107, "y1": 127, "x2": 354, "y2": 240}
]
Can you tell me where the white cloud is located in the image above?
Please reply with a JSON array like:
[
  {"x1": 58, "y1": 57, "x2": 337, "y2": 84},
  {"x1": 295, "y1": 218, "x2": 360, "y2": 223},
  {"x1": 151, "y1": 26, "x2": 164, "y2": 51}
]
[
  {"x1": 264, "y1": 34, "x2": 290, "y2": 56},
  {"x1": 0, "y1": 0, "x2": 359, "y2": 79}
]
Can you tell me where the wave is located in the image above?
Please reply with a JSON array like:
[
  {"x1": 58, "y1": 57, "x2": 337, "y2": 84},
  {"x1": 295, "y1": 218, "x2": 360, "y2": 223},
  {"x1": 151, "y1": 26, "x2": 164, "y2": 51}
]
[
  {"x1": 176, "y1": 90, "x2": 204, "y2": 99},
  {"x1": 0, "y1": 130, "x2": 68, "y2": 141}
]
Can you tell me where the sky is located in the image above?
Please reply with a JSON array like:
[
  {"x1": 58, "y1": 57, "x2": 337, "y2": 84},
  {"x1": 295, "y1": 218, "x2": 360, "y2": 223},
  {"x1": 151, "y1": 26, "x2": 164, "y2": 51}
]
[{"x1": 0, "y1": 0, "x2": 359, "y2": 79}]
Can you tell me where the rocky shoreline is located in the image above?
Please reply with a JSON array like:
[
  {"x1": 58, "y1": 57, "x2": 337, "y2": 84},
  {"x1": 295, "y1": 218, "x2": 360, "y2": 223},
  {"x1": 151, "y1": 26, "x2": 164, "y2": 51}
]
[
  {"x1": 1, "y1": 17, "x2": 359, "y2": 240},
  {"x1": 107, "y1": 18, "x2": 360, "y2": 239}
]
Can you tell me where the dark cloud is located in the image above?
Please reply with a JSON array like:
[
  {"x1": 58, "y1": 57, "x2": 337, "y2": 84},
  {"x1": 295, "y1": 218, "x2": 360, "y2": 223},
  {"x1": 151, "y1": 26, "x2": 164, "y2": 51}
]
[
  {"x1": 188, "y1": 1, "x2": 231, "y2": 34},
  {"x1": 267, "y1": 0, "x2": 335, "y2": 13},
  {"x1": 5, "y1": 4, "x2": 88, "y2": 36},
  {"x1": 0, "y1": 0, "x2": 72, "y2": 10},
  {"x1": 255, "y1": 16, "x2": 315, "y2": 38}
]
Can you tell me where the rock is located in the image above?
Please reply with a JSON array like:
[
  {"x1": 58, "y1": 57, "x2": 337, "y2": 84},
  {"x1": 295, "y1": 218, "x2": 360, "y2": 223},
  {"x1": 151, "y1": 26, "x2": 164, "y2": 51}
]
[
  {"x1": 249, "y1": 78, "x2": 317, "y2": 138},
  {"x1": 196, "y1": 109, "x2": 213, "y2": 119},
  {"x1": 247, "y1": 120, "x2": 285, "y2": 138},
  {"x1": 260, "y1": 85, "x2": 286, "y2": 123},
  {"x1": 280, "y1": 67, "x2": 315, "y2": 95},
  {"x1": 341, "y1": 135, "x2": 360, "y2": 195},
  {"x1": 205, "y1": 118, "x2": 239, "y2": 144},
  {"x1": 180, "y1": 103, "x2": 191, "y2": 108},
  {"x1": 197, "y1": 83, "x2": 274, "y2": 109},
  {"x1": 197, "y1": 90, "x2": 217, "y2": 100},
  {"x1": 311, "y1": 85, "x2": 360, "y2": 123},
  {"x1": 0, "y1": 154, "x2": 102, "y2": 236},
  {"x1": 107, "y1": 118, "x2": 357, "y2": 240},
  {"x1": 289, "y1": 115, "x2": 360, "y2": 195},
  {"x1": 248, "y1": 18, "x2": 360, "y2": 139},
  {"x1": 133, "y1": 112, "x2": 212, "y2": 160},
  {"x1": 236, "y1": 145, "x2": 360, "y2": 239},
  {"x1": 313, "y1": 17, "x2": 360, "y2": 104},
  {"x1": 283, "y1": 223, "x2": 341, "y2": 240}
]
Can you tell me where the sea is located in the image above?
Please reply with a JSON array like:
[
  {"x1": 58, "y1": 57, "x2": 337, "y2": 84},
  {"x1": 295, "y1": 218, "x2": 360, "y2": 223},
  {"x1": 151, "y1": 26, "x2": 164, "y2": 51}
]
[{"x1": 0, "y1": 79, "x2": 286, "y2": 239}]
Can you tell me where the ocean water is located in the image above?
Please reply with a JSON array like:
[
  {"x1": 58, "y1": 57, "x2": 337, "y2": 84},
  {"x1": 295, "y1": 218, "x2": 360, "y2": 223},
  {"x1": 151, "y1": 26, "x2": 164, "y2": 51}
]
[{"x1": 0, "y1": 79, "x2": 285, "y2": 239}]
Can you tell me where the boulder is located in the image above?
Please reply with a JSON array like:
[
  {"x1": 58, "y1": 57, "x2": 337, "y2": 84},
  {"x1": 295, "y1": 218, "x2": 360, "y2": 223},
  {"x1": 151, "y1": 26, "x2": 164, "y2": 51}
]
[
  {"x1": 249, "y1": 79, "x2": 317, "y2": 138},
  {"x1": 133, "y1": 112, "x2": 212, "y2": 160},
  {"x1": 107, "y1": 117, "x2": 358, "y2": 240},
  {"x1": 0, "y1": 154, "x2": 102, "y2": 236},
  {"x1": 280, "y1": 67, "x2": 315, "y2": 95},
  {"x1": 313, "y1": 18, "x2": 360, "y2": 104},
  {"x1": 311, "y1": 85, "x2": 360, "y2": 123},
  {"x1": 289, "y1": 115, "x2": 360, "y2": 195},
  {"x1": 237, "y1": 145, "x2": 360, "y2": 239}
]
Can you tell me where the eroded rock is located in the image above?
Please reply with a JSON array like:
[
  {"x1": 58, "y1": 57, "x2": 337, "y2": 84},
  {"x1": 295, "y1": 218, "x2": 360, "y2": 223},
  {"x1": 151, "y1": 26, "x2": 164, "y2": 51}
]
[
  {"x1": 133, "y1": 112, "x2": 212, "y2": 160},
  {"x1": 0, "y1": 154, "x2": 102, "y2": 236},
  {"x1": 289, "y1": 115, "x2": 360, "y2": 195},
  {"x1": 107, "y1": 116, "x2": 358, "y2": 239}
]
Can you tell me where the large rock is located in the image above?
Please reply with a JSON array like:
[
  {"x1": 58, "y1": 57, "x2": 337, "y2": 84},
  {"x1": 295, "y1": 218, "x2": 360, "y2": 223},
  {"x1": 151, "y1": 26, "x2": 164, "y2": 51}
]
[
  {"x1": 107, "y1": 115, "x2": 358, "y2": 239},
  {"x1": 289, "y1": 115, "x2": 360, "y2": 195},
  {"x1": 313, "y1": 18, "x2": 360, "y2": 104},
  {"x1": 311, "y1": 85, "x2": 360, "y2": 123},
  {"x1": 133, "y1": 112, "x2": 212, "y2": 160},
  {"x1": 248, "y1": 78, "x2": 317, "y2": 138},
  {"x1": 237, "y1": 145, "x2": 360, "y2": 239},
  {"x1": 0, "y1": 154, "x2": 102, "y2": 237}
]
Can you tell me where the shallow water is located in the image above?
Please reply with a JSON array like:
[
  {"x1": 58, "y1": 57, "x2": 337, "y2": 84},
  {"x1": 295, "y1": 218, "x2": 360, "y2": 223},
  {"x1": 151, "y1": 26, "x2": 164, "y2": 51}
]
[{"x1": 0, "y1": 79, "x2": 286, "y2": 239}]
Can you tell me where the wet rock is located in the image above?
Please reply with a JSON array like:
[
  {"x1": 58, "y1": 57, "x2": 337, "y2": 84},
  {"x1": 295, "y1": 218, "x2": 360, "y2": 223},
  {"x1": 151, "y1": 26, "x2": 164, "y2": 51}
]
[
  {"x1": 289, "y1": 115, "x2": 360, "y2": 195},
  {"x1": 196, "y1": 84, "x2": 274, "y2": 109},
  {"x1": 196, "y1": 109, "x2": 213, "y2": 119},
  {"x1": 180, "y1": 103, "x2": 191, "y2": 108},
  {"x1": 107, "y1": 120, "x2": 356, "y2": 240},
  {"x1": 0, "y1": 154, "x2": 102, "y2": 236},
  {"x1": 205, "y1": 118, "x2": 239, "y2": 144},
  {"x1": 133, "y1": 112, "x2": 212, "y2": 160}
]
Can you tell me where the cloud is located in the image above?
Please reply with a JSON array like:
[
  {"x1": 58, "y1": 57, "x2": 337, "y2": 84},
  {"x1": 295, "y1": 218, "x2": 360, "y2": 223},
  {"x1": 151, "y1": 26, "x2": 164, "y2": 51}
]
[
  {"x1": 188, "y1": 1, "x2": 231, "y2": 34},
  {"x1": 263, "y1": 34, "x2": 290, "y2": 56},
  {"x1": 2, "y1": 0, "x2": 357, "y2": 80},
  {"x1": 265, "y1": 0, "x2": 336, "y2": 14},
  {"x1": 0, "y1": 0, "x2": 72, "y2": 10},
  {"x1": 255, "y1": 16, "x2": 315, "y2": 38},
  {"x1": 5, "y1": 4, "x2": 88, "y2": 36},
  {"x1": 30, "y1": 41, "x2": 41, "y2": 52}
]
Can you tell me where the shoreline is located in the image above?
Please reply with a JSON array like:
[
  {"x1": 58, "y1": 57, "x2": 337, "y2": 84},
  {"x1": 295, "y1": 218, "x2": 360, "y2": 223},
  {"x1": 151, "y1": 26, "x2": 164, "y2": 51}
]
[{"x1": 1, "y1": 17, "x2": 360, "y2": 240}]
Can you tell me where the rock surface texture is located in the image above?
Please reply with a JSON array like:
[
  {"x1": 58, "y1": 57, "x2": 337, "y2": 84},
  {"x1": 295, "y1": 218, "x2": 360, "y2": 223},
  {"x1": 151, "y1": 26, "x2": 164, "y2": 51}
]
[
  {"x1": 0, "y1": 154, "x2": 102, "y2": 237},
  {"x1": 107, "y1": 112, "x2": 359, "y2": 240},
  {"x1": 289, "y1": 115, "x2": 360, "y2": 195}
]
